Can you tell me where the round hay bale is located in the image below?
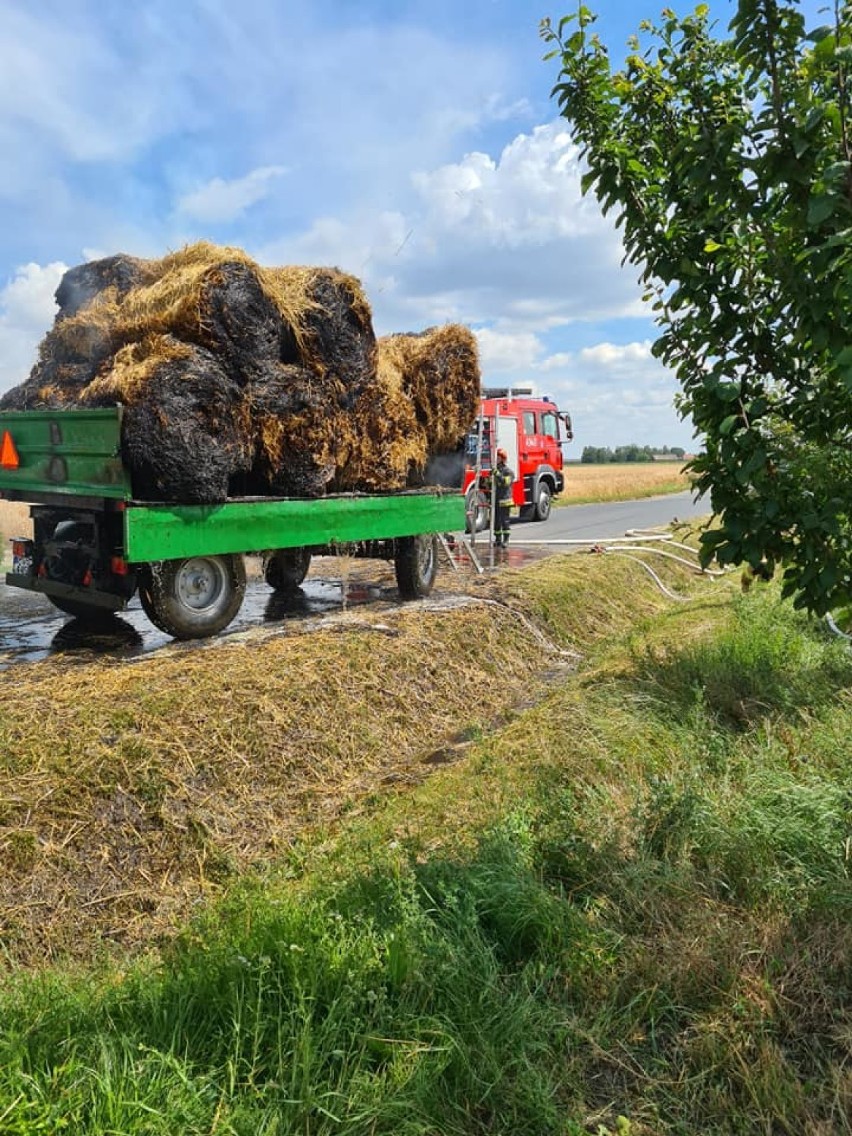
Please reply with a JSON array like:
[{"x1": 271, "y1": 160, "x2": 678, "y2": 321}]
[
  {"x1": 373, "y1": 324, "x2": 479, "y2": 489},
  {"x1": 112, "y1": 341, "x2": 250, "y2": 504},
  {"x1": 112, "y1": 256, "x2": 284, "y2": 382},
  {"x1": 263, "y1": 265, "x2": 377, "y2": 399},
  {"x1": 54, "y1": 254, "x2": 148, "y2": 317},
  {"x1": 333, "y1": 352, "x2": 426, "y2": 492},
  {"x1": 241, "y1": 364, "x2": 343, "y2": 498}
]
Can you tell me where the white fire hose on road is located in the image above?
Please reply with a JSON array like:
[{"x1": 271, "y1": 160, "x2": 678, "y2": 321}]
[{"x1": 456, "y1": 526, "x2": 732, "y2": 600}]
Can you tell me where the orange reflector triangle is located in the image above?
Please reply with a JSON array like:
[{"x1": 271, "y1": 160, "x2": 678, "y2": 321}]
[{"x1": 0, "y1": 429, "x2": 20, "y2": 470}]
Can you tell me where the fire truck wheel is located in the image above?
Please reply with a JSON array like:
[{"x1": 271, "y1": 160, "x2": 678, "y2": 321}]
[
  {"x1": 464, "y1": 484, "x2": 490, "y2": 533},
  {"x1": 394, "y1": 534, "x2": 439, "y2": 599},
  {"x1": 265, "y1": 547, "x2": 312, "y2": 590},
  {"x1": 533, "y1": 482, "x2": 552, "y2": 522},
  {"x1": 138, "y1": 554, "x2": 246, "y2": 639}
]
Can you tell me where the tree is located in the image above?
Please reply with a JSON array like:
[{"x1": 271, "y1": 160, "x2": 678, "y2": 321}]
[{"x1": 542, "y1": 1, "x2": 852, "y2": 614}]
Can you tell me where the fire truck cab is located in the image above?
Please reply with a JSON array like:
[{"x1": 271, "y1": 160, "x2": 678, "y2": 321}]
[{"x1": 463, "y1": 388, "x2": 573, "y2": 532}]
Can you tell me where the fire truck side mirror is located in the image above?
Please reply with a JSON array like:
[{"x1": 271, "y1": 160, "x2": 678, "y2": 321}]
[{"x1": 562, "y1": 414, "x2": 574, "y2": 442}]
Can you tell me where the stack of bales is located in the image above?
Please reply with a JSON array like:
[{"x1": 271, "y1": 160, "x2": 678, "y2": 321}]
[{"x1": 0, "y1": 243, "x2": 480, "y2": 503}]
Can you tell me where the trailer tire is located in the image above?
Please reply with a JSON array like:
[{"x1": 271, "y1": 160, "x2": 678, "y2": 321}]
[
  {"x1": 533, "y1": 482, "x2": 552, "y2": 522},
  {"x1": 394, "y1": 534, "x2": 439, "y2": 599},
  {"x1": 138, "y1": 554, "x2": 246, "y2": 639},
  {"x1": 264, "y1": 547, "x2": 312, "y2": 590}
]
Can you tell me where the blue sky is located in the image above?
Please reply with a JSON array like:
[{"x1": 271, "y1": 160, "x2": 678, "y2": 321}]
[{"x1": 0, "y1": 0, "x2": 822, "y2": 451}]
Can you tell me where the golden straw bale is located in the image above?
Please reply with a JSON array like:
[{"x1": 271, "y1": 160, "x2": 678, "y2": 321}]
[{"x1": 378, "y1": 324, "x2": 480, "y2": 453}]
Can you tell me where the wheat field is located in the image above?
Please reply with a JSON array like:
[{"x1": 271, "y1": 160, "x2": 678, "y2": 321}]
[
  {"x1": 560, "y1": 461, "x2": 691, "y2": 504},
  {"x1": 0, "y1": 500, "x2": 31, "y2": 549}
]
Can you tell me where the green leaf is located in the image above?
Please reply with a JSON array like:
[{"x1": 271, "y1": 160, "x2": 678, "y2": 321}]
[
  {"x1": 806, "y1": 24, "x2": 834, "y2": 44},
  {"x1": 807, "y1": 196, "x2": 836, "y2": 226},
  {"x1": 716, "y1": 381, "x2": 741, "y2": 402}
]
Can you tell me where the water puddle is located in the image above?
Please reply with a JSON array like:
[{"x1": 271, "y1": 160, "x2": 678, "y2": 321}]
[{"x1": 0, "y1": 570, "x2": 396, "y2": 671}]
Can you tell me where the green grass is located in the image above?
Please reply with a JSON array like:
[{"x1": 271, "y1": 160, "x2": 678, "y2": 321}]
[{"x1": 2, "y1": 582, "x2": 852, "y2": 1133}]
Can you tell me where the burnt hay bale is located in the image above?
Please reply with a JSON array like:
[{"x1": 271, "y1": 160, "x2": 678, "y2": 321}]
[
  {"x1": 113, "y1": 342, "x2": 250, "y2": 505},
  {"x1": 0, "y1": 304, "x2": 119, "y2": 410},
  {"x1": 0, "y1": 363, "x2": 94, "y2": 410},
  {"x1": 289, "y1": 267, "x2": 377, "y2": 404},
  {"x1": 110, "y1": 257, "x2": 285, "y2": 383},
  {"x1": 54, "y1": 254, "x2": 148, "y2": 317},
  {"x1": 241, "y1": 364, "x2": 343, "y2": 498},
  {"x1": 332, "y1": 354, "x2": 426, "y2": 492}
]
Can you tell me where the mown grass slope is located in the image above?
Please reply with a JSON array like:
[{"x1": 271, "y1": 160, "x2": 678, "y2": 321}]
[{"x1": 2, "y1": 544, "x2": 851, "y2": 1134}]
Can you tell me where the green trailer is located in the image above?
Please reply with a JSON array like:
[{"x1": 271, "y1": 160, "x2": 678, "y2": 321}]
[{"x1": 0, "y1": 407, "x2": 464, "y2": 639}]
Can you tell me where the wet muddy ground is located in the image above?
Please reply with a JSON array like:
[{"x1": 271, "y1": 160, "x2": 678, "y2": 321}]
[{"x1": 0, "y1": 544, "x2": 545, "y2": 671}]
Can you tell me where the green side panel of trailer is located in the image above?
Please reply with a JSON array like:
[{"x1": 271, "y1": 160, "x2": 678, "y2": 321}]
[
  {"x1": 124, "y1": 491, "x2": 465, "y2": 563},
  {"x1": 0, "y1": 407, "x2": 129, "y2": 498}
]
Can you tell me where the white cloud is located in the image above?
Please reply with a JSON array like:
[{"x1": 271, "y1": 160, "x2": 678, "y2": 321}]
[
  {"x1": 411, "y1": 125, "x2": 602, "y2": 247},
  {"x1": 532, "y1": 341, "x2": 693, "y2": 449},
  {"x1": 253, "y1": 122, "x2": 639, "y2": 336},
  {"x1": 0, "y1": 262, "x2": 64, "y2": 394},
  {"x1": 259, "y1": 211, "x2": 411, "y2": 276},
  {"x1": 176, "y1": 166, "x2": 289, "y2": 224},
  {"x1": 580, "y1": 341, "x2": 655, "y2": 367},
  {"x1": 475, "y1": 328, "x2": 543, "y2": 372}
]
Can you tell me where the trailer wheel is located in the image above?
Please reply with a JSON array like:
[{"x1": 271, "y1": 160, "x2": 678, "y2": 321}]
[
  {"x1": 138, "y1": 554, "x2": 246, "y2": 639},
  {"x1": 533, "y1": 482, "x2": 552, "y2": 522},
  {"x1": 464, "y1": 484, "x2": 490, "y2": 533},
  {"x1": 394, "y1": 534, "x2": 439, "y2": 599},
  {"x1": 264, "y1": 547, "x2": 311, "y2": 591}
]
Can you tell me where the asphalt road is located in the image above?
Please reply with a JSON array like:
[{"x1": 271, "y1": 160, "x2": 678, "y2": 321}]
[
  {"x1": 515, "y1": 489, "x2": 710, "y2": 544},
  {"x1": 0, "y1": 490, "x2": 711, "y2": 669}
]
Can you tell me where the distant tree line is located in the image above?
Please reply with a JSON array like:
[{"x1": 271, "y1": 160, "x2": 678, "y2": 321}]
[{"x1": 580, "y1": 444, "x2": 686, "y2": 464}]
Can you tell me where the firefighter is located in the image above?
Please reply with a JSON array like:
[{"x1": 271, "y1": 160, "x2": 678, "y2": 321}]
[{"x1": 493, "y1": 447, "x2": 514, "y2": 547}]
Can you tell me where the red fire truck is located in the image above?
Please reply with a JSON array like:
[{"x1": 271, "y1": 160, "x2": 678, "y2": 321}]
[{"x1": 463, "y1": 388, "x2": 573, "y2": 533}]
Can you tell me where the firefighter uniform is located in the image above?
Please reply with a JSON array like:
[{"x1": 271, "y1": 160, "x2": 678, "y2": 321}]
[{"x1": 493, "y1": 449, "x2": 514, "y2": 546}]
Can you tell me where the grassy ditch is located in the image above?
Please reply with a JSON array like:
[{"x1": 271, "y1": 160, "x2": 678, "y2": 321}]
[{"x1": 2, "y1": 547, "x2": 852, "y2": 1134}]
